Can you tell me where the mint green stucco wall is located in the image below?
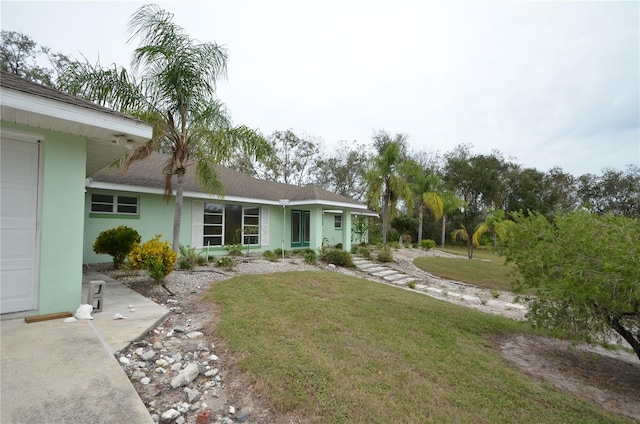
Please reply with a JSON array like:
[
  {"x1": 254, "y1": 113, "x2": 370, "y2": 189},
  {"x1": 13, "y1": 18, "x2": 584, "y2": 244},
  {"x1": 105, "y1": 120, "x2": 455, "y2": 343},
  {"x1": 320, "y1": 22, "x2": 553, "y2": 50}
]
[
  {"x1": 39, "y1": 130, "x2": 87, "y2": 314},
  {"x1": 84, "y1": 191, "x2": 192, "y2": 263},
  {"x1": 84, "y1": 191, "x2": 359, "y2": 261}
]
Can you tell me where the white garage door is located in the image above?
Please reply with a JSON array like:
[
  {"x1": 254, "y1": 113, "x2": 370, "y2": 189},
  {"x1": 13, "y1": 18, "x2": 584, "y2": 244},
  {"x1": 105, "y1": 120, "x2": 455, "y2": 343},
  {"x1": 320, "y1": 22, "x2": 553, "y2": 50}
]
[{"x1": 1, "y1": 136, "x2": 40, "y2": 313}]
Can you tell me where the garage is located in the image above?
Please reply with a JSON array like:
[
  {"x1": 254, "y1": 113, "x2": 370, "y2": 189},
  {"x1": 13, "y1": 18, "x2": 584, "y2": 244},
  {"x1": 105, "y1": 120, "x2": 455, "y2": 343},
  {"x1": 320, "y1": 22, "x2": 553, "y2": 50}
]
[{"x1": 0, "y1": 134, "x2": 41, "y2": 313}]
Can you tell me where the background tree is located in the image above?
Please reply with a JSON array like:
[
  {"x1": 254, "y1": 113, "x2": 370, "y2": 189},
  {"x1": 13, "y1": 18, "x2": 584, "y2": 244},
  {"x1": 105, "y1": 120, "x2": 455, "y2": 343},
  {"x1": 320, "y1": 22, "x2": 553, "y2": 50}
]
[
  {"x1": 57, "y1": 4, "x2": 271, "y2": 251},
  {"x1": 365, "y1": 131, "x2": 412, "y2": 245},
  {"x1": 443, "y1": 145, "x2": 507, "y2": 258},
  {"x1": 577, "y1": 165, "x2": 640, "y2": 218},
  {"x1": 234, "y1": 129, "x2": 320, "y2": 185},
  {"x1": 501, "y1": 211, "x2": 640, "y2": 361},
  {"x1": 311, "y1": 140, "x2": 370, "y2": 202},
  {"x1": 0, "y1": 30, "x2": 71, "y2": 86}
]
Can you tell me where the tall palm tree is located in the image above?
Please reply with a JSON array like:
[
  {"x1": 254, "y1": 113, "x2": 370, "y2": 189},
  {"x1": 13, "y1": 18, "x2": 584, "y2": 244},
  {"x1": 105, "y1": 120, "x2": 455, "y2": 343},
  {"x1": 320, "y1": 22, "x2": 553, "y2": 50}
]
[
  {"x1": 403, "y1": 160, "x2": 443, "y2": 243},
  {"x1": 366, "y1": 135, "x2": 412, "y2": 244},
  {"x1": 58, "y1": 5, "x2": 271, "y2": 251},
  {"x1": 439, "y1": 190, "x2": 466, "y2": 248}
]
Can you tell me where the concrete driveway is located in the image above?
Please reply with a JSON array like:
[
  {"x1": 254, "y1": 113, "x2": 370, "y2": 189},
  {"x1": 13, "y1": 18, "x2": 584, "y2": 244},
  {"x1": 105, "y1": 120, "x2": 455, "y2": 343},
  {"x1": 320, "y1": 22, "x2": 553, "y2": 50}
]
[{"x1": 1, "y1": 269, "x2": 169, "y2": 424}]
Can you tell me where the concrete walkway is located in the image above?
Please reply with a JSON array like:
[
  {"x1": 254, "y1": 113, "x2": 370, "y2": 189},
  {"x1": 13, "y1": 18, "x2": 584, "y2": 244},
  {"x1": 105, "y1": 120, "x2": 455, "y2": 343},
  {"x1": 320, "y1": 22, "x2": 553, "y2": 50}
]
[
  {"x1": 0, "y1": 269, "x2": 169, "y2": 424},
  {"x1": 352, "y1": 257, "x2": 526, "y2": 313}
]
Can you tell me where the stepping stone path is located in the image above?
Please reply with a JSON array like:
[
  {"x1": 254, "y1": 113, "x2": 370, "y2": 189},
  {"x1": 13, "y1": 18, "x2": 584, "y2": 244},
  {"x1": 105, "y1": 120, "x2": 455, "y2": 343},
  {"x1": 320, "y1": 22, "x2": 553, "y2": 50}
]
[{"x1": 352, "y1": 258, "x2": 527, "y2": 317}]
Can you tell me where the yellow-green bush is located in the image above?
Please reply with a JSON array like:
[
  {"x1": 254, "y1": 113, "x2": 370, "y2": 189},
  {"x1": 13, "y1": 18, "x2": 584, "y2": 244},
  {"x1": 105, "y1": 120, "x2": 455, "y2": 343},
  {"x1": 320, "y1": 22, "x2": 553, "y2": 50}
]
[{"x1": 130, "y1": 235, "x2": 177, "y2": 281}]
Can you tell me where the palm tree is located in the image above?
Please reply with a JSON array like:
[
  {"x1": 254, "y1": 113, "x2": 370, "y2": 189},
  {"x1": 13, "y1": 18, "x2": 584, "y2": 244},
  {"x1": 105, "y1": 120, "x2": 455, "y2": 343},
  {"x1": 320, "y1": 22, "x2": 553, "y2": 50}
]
[
  {"x1": 439, "y1": 190, "x2": 466, "y2": 248},
  {"x1": 58, "y1": 5, "x2": 271, "y2": 251},
  {"x1": 365, "y1": 133, "x2": 413, "y2": 244},
  {"x1": 403, "y1": 160, "x2": 443, "y2": 243}
]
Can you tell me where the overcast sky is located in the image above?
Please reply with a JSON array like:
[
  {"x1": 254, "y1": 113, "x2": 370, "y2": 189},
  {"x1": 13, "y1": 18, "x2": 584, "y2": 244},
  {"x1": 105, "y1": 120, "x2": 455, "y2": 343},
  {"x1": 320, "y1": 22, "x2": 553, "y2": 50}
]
[{"x1": 2, "y1": 1, "x2": 639, "y2": 177}]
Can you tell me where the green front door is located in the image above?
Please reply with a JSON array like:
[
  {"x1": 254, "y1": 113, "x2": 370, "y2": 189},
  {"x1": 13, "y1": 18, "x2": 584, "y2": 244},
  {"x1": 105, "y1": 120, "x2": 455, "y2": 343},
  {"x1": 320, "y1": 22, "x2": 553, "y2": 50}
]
[{"x1": 291, "y1": 210, "x2": 310, "y2": 248}]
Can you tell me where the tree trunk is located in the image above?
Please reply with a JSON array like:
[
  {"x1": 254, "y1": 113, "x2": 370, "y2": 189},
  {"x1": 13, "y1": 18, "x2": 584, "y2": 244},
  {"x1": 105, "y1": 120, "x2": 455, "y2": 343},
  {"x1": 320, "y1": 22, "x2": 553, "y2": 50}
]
[
  {"x1": 441, "y1": 215, "x2": 446, "y2": 248},
  {"x1": 382, "y1": 195, "x2": 389, "y2": 245},
  {"x1": 417, "y1": 205, "x2": 424, "y2": 244},
  {"x1": 608, "y1": 315, "x2": 640, "y2": 361},
  {"x1": 172, "y1": 171, "x2": 185, "y2": 252}
]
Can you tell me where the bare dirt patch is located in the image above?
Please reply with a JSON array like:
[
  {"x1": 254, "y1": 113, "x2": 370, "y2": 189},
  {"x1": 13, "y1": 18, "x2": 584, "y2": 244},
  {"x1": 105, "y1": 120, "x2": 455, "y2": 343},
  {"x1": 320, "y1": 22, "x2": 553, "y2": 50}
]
[{"x1": 495, "y1": 333, "x2": 639, "y2": 422}]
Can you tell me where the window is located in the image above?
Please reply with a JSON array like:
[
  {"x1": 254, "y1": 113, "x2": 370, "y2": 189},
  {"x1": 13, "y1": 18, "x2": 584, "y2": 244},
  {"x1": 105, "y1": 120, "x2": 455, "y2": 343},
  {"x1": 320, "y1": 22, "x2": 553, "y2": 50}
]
[
  {"x1": 243, "y1": 207, "x2": 260, "y2": 245},
  {"x1": 91, "y1": 193, "x2": 138, "y2": 215},
  {"x1": 334, "y1": 215, "x2": 342, "y2": 229},
  {"x1": 203, "y1": 203, "x2": 223, "y2": 247},
  {"x1": 202, "y1": 203, "x2": 260, "y2": 247}
]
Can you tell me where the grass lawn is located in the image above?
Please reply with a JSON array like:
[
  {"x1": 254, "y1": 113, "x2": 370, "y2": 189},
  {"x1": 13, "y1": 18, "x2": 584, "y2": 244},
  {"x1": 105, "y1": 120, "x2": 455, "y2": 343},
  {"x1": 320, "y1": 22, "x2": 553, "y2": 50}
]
[
  {"x1": 204, "y1": 271, "x2": 625, "y2": 423},
  {"x1": 414, "y1": 247, "x2": 517, "y2": 291}
]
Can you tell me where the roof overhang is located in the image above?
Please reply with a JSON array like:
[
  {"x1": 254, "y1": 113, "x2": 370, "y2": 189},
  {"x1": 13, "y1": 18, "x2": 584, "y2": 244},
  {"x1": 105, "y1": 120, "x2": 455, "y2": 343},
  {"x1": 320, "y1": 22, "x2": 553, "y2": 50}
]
[{"x1": 1, "y1": 87, "x2": 153, "y2": 175}]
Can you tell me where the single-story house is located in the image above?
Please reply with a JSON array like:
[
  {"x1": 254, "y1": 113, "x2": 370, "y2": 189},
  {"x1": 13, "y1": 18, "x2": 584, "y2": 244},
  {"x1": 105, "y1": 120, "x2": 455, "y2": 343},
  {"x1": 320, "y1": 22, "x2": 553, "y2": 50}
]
[
  {"x1": 84, "y1": 152, "x2": 376, "y2": 263},
  {"x1": 0, "y1": 71, "x2": 153, "y2": 316}
]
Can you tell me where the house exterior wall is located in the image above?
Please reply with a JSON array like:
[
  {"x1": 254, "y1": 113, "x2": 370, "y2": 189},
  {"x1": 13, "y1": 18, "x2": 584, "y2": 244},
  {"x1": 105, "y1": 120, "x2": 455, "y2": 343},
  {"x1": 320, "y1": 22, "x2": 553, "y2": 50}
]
[
  {"x1": 84, "y1": 187, "x2": 368, "y2": 263},
  {"x1": 84, "y1": 190, "x2": 192, "y2": 264},
  {"x1": 322, "y1": 212, "x2": 345, "y2": 247},
  {"x1": 1, "y1": 125, "x2": 91, "y2": 314},
  {"x1": 39, "y1": 131, "x2": 87, "y2": 314}
]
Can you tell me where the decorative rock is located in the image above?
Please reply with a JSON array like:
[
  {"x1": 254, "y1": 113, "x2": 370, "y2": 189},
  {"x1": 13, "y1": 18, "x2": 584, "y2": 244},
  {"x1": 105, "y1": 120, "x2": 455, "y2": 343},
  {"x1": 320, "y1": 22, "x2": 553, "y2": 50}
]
[
  {"x1": 187, "y1": 320, "x2": 204, "y2": 332},
  {"x1": 134, "y1": 347, "x2": 144, "y2": 356},
  {"x1": 221, "y1": 417, "x2": 234, "y2": 424},
  {"x1": 186, "y1": 331, "x2": 204, "y2": 339},
  {"x1": 62, "y1": 317, "x2": 77, "y2": 323},
  {"x1": 153, "y1": 337, "x2": 164, "y2": 350},
  {"x1": 155, "y1": 367, "x2": 166, "y2": 374},
  {"x1": 140, "y1": 377, "x2": 151, "y2": 385},
  {"x1": 176, "y1": 402, "x2": 190, "y2": 413},
  {"x1": 184, "y1": 387, "x2": 201, "y2": 403},
  {"x1": 119, "y1": 357, "x2": 131, "y2": 365},
  {"x1": 204, "y1": 368, "x2": 219, "y2": 377},
  {"x1": 171, "y1": 362, "x2": 203, "y2": 388},
  {"x1": 170, "y1": 363, "x2": 182, "y2": 372},
  {"x1": 160, "y1": 408, "x2": 180, "y2": 423},
  {"x1": 142, "y1": 349, "x2": 156, "y2": 361},
  {"x1": 228, "y1": 405, "x2": 235, "y2": 414},
  {"x1": 176, "y1": 416, "x2": 185, "y2": 424},
  {"x1": 208, "y1": 354, "x2": 219, "y2": 361},
  {"x1": 172, "y1": 353, "x2": 183, "y2": 362},
  {"x1": 173, "y1": 326, "x2": 186, "y2": 333},
  {"x1": 131, "y1": 371, "x2": 146, "y2": 380},
  {"x1": 236, "y1": 413, "x2": 248, "y2": 423}
]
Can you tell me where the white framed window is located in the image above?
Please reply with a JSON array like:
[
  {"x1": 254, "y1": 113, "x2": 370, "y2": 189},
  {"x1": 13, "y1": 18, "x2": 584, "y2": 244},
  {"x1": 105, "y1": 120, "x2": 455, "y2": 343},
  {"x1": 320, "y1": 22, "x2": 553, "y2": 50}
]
[
  {"x1": 90, "y1": 193, "x2": 139, "y2": 215},
  {"x1": 243, "y1": 207, "x2": 260, "y2": 245},
  {"x1": 203, "y1": 203, "x2": 224, "y2": 246},
  {"x1": 201, "y1": 203, "x2": 260, "y2": 247},
  {"x1": 334, "y1": 215, "x2": 342, "y2": 229}
]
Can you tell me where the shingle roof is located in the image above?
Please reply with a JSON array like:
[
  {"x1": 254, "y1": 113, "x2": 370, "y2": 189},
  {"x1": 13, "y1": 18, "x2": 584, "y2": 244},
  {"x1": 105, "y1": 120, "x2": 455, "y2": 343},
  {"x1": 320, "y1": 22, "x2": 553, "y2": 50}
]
[
  {"x1": 0, "y1": 71, "x2": 145, "y2": 124},
  {"x1": 90, "y1": 152, "x2": 366, "y2": 207}
]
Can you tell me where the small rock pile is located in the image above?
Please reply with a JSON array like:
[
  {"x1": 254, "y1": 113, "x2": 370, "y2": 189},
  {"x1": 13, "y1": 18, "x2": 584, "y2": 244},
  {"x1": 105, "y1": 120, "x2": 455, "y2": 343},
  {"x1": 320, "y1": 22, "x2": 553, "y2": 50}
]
[{"x1": 118, "y1": 318, "x2": 248, "y2": 424}]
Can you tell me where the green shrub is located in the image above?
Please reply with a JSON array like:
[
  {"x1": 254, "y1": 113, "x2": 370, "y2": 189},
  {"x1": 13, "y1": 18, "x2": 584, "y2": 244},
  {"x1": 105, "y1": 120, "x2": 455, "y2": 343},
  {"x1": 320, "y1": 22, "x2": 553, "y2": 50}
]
[
  {"x1": 322, "y1": 249, "x2": 354, "y2": 267},
  {"x1": 263, "y1": 250, "x2": 279, "y2": 262},
  {"x1": 377, "y1": 245, "x2": 394, "y2": 263},
  {"x1": 351, "y1": 246, "x2": 359, "y2": 254},
  {"x1": 304, "y1": 250, "x2": 317, "y2": 264},
  {"x1": 92, "y1": 225, "x2": 141, "y2": 269},
  {"x1": 274, "y1": 248, "x2": 288, "y2": 258},
  {"x1": 360, "y1": 246, "x2": 371, "y2": 258},
  {"x1": 407, "y1": 281, "x2": 416, "y2": 289},
  {"x1": 129, "y1": 235, "x2": 177, "y2": 281},
  {"x1": 178, "y1": 244, "x2": 204, "y2": 271},
  {"x1": 335, "y1": 243, "x2": 343, "y2": 250},
  {"x1": 216, "y1": 256, "x2": 235, "y2": 270},
  {"x1": 224, "y1": 243, "x2": 243, "y2": 257},
  {"x1": 419, "y1": 239, "x2": 436, "y2": 250}
]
